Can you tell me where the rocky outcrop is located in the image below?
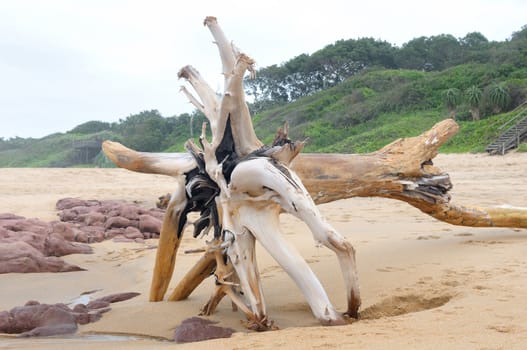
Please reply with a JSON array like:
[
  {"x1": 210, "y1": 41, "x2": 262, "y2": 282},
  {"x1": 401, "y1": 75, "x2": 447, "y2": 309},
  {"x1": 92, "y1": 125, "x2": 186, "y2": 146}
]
[
  {"x1": 0, "y1": 292, "x2": 140, "y2": 337},
  {"x1": 0, "y1": 198, "x2": 165, "y2": 273},
  {"x1": 0, "y1": 215, "x2": 92, "y2": 273},
  {"x1": 55, "y1": 198, "x2": 164, "y2": 243}
]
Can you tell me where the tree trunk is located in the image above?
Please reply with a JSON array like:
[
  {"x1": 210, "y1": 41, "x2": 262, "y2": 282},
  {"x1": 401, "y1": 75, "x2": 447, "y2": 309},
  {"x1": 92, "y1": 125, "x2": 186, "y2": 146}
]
[
  {"x1": 100, "y1": 17, "x2": 527, "y2": 319},
  {"x1": 103, "y1": 118, "x2": 527, "y2": 303},
  {"x1": 470, "y1": 107, "x2": 480, "y2": 121},
  {"x1": 102, "y1": 118, "x2": 527, "y2": 230}
]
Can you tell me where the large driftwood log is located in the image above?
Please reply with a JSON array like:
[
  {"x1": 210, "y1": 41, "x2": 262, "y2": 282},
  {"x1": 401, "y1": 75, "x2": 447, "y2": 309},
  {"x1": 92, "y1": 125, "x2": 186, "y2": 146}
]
[
  {"x1": 101, "y1": 16, "x2": 526, "y2": 328},
  {"x1": 103, "y1": 118, "x2": 527, "y2": 229}
]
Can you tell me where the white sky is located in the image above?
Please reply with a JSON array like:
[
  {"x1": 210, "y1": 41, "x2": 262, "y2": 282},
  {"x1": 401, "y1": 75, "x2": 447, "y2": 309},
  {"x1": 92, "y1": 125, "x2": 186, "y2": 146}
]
[{"x1": 1, "y1": 0, "x2": 526, "y2": 139}]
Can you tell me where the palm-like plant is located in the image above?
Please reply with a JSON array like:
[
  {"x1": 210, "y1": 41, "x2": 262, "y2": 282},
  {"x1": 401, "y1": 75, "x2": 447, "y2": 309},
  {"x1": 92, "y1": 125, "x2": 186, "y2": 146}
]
[
  {"x1": 442, "y1": 88, "x2": 461, "y2": 119},
  {"x1": 465, "y1": 85, "x2": 482, "y2": 121},
  {"x1": 488, "y1": 83, "x2": 510, "y2": 114}
]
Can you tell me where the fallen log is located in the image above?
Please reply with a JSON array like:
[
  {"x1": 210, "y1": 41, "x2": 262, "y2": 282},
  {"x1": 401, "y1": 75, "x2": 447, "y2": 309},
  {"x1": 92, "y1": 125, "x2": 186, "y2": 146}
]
[
  {"x1": 103, "y1": 118, "x2": 527, "y2": 306},
  {"x1": 101, "y1": 17, "x2": 526, "y2": 326},
  {"x1": 103, "y1": 119, "x2": 527, "y2": 230}
]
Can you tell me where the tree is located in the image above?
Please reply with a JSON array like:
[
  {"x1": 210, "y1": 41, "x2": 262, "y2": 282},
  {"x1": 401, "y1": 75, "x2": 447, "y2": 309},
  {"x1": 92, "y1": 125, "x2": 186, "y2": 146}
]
[
  {"x1": 117, "y1": 110, "x2": 170, "y2": 152},
  {"x1": 487, "y1": 83, "x2": 511, "y2": 114},
  {"x1": 459, "y1": 32, "x2": 490, "y2": 63},
  {"x1": 69, "y1": 120, "x2": 111, "y2": 134},
  {"x1": 465, "y1": 85, "x2": 482, "y2": 121},
  {"x1": 442, "y1": 88, "x2": 461, "y2": 119}
]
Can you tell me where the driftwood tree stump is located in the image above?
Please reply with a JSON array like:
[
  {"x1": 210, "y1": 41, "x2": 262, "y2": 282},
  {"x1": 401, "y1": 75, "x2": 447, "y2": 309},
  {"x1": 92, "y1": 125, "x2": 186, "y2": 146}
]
[{"x1": 102, "y1": 17, "x2": 527, "y2": 329}]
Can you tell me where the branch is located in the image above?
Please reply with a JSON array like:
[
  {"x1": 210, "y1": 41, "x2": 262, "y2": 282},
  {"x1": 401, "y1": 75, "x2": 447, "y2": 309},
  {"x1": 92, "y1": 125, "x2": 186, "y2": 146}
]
[
  {"x1": 214, "y1": 53, "x2": 263, "y2": 157},
  {"x1": 101, "y1": 140, "x2": 195, "y2": 176},
  {"x1": 103, "y1": 120, "x2": 527, "y2": 229},
  {"x1": 178, "y1": 65, "x2": 219, "y2": 132},
  {"x1": 203, "y1": 16, "x2": 236, "y2": 85}
]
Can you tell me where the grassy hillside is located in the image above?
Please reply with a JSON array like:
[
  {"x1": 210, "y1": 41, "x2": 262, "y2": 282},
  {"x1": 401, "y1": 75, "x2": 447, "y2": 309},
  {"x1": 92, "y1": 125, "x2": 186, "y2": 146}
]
[
  {"x1": 252, "y1": 65, "x2": 527, "y2": 153},
  {"x1": 1, "y1": 66, "x2": 526, "y2": 167}
]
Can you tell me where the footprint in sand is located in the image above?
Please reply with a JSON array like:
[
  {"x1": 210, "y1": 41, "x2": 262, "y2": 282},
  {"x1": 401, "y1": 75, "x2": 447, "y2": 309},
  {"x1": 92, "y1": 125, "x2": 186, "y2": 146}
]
[
  {"x1": 359, "y1": 294, "x2": 452, "y2": 320},
  {"x1": 260, "y1": 265, "x2": 282, "y2": 278},
  {"x1": 417, "y1": 235, "x2": 440, "y2": 240},
  {"x1": 376, "y1": 266, "x2": 405, "y2": 273},
  {"x1": 454, "y1": 232, "x2": 473, "y2": 237},
  {"x1": 487, "y1": 324, "x2": 516, "y2": 333},
  {"x1": 462, "y1": 239, "x2": 506, "y2": 246}
]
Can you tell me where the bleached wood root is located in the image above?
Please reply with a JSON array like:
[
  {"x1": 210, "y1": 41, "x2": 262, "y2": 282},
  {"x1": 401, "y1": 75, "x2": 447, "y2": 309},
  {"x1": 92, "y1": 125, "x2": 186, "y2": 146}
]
[
  {"x1": 101, "y1": 140, "x2": 195, "y2": 176},
  {"x1": 104, "y1": 119, "x2": 527, "y2": 314},
  {"x1": 215, "y1": 53, "x2": 262, "y2": 156},
  {"x1": 237, "y1": 204, "x2": 345, "y2": 325},
  {"x1": 177, "y1": 66, "x2": 219, "y2": 130},
  {"x1": 222, "y1": 227, "x2": 271, "y2": 330},
  {"x1": 101, "y1": 15, "x2": 527, "y2": 329},
  {"x1": 231, "y1": 158, "x2": 359, "y2": 321},
  {"x1": 203, "y1": 16, "x2": 236, "y2": 83}
]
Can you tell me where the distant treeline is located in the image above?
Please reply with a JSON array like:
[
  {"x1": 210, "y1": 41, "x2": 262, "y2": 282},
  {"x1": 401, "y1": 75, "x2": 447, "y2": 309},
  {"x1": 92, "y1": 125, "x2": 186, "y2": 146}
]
[{"x1": 246, "y1": 25, "x2": 527, "y2": 111}]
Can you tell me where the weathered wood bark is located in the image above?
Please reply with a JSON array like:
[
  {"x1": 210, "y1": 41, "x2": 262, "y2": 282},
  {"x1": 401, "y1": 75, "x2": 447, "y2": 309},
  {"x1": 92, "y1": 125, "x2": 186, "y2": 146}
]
[
  {"x1": 103, "y1": 118, "x2": 527, "y2": 305},
  {"x1": 101, "y1": 16, "x2": 526, "y2": 326},
  {"x1": 102, "y1": 119, "x2": 527, "y2": 230}
]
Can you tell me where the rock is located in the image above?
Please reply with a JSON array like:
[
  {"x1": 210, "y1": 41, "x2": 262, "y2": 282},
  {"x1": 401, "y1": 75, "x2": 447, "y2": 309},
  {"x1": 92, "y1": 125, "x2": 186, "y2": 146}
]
[
  {"x1": 0, "y1": 213, "x2": 24, "y2": 220},
  {"x1": 44, "y1": 233, "x2": 93, "y2": 256},
  {"x1": 104, "y1": 216, "x2": 131, "y2": 229},
  {"x1": 118, "y1": 205, "x2": 141, "y2": 220},
  {"x1": 77, "y1": 226, "x2": 105, "y2": 243},
  {"x1": 1, "y1": 198, "x2": 168, "y2": 273},
  {"x1": 124, "y1": 226, "x2": 143, "y2": 240},
  {"x1": 0, "y1": 242, "x2": 85, "y2": 273},
  {"x1": 174, "y1": 317, "x2": 235, "y2": 343},
  {"x1": 85, "y1": 300, "x2": 110, "y2": 310},
  {"x1": 0, "y1": 292, "x2": 140, "y2": 337},
  {"x1": 56, "y1": 198, "x2": 99, "y2": 210},
  {"x1": 92, "y1": 292, "x2": 141, "y2": 304},
  {"x1": 139, "y1": 215, "x2": 162, "y2": 234},
  {"x1": 51, "y1": 221, "x2": 76, "y2": 241},
  {"x1": 80, "y1": 212, "x2": 106, "y2": 226}
]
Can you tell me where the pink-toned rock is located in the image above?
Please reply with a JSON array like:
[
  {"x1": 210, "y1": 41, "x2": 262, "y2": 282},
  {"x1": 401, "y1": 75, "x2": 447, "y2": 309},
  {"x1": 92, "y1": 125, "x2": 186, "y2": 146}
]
[
  {"x1": 123, "y1": 226, "x2": 143, "y2": 239},
  {"x1": 78, "y1": 226, "x2": 105, "y2": 243},
  {"x1": 0, "y1": 242, "x2": 85, "y2": 273},
  {"x1": 139, "y1": 215, "x2": 162, "y2": 234},
  {"x1": 85, "y1": 300, "x2": 110, "y2": 310},
  {"x1": 44, "y1": 233, "x2": 93, "y2": 256},
  {"x1": 0, "y1": 293, "x2": 140, "y2": 337},
  {"x1": 0, "y1": 213, "x2": 24, "y2": 220},
  {"x1": 80, "y1": 212, "x2": 106, "y2": 226},
  {"x1": 104, "y1": 216, "x2": 131, "y2": 229},
  {"x1": 105, "y1": 228, "x2": 125, "y2": 239},
  {"x1": 118, "y1": 205, "x2": 141, "y2": 220},
  {"x1": 174, "y1": 317, "x2": 235, "y2": 343},
  {"x1": 1, "y1": 198, "x2": 169, "y2": 274},
  {"x1": 56, "y1": 198, "x2": 99, "y2": 210},
  {"x1": 93, "y1": 292, "x2": 141, "y2": 304},
  {"x1": 51, "y1": 221, "x2": 76, "y2": 241}
]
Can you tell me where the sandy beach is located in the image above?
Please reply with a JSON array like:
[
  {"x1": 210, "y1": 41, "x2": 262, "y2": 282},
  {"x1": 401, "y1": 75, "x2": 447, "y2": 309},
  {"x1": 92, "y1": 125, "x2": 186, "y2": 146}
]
[{"x1": 0, "y1": 152, "x2": 526, "y2": 349}]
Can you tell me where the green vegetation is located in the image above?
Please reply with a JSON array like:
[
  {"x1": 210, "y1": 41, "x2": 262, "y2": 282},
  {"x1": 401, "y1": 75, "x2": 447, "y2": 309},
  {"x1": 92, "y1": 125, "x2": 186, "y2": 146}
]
[{"x1": 1, "y1": 25, "x2": 526, "y2": 167}]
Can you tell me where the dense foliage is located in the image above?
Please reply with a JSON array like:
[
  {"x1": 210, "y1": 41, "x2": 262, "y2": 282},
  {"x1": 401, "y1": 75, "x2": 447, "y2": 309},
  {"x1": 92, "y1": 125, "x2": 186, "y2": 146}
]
[
  {"x1": 246, "y1": 25, "x2": 527, "y2": 111},
  {"x1": 1, "y1": 25, "x2": 526, "y2": 167}
]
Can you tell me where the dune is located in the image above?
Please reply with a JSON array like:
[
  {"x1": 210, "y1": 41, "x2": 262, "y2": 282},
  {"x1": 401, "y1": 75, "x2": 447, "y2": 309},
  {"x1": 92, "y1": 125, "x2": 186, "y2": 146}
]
[{"x1": 0, "y1": 152, "x2": 526, "y2": 349}]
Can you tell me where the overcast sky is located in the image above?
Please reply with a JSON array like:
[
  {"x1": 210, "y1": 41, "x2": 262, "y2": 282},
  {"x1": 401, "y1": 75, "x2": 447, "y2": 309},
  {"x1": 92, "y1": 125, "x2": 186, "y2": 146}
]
[{"x1": 1, "y1": 0, "x2": 526, "y2": 139}]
